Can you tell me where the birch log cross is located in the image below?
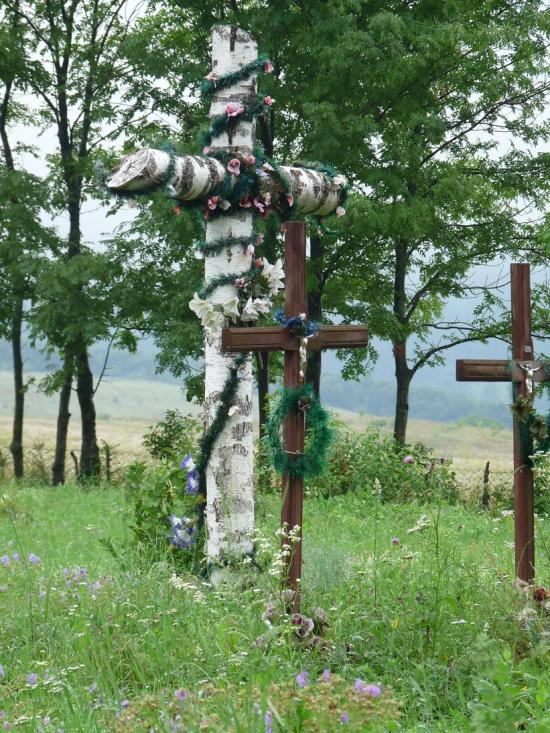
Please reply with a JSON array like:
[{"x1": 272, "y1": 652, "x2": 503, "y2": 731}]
[{"x1": 106, "y1": 25, "x2": 347, "y2": 567}]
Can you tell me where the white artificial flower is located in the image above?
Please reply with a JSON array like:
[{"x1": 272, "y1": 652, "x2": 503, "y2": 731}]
[
  {"x1": 331, "y1": 174, "x2": 347, "y2": 189},
  {"x1": 335, "y1": 206, "x2": 346, "y2": 217},
  {"x1": 262, "y1": 258, "x2": 284, "y2": 294},
  {"x1": 241, "y1": 297, "x2": 260, "y2": 321},
  {"x1": 189, "y1": 292, "x2": 213, "y2": 322},
  {"x1": 204, "y1": 309, "x2": 224, "y2": 333},
  {"x1": 252, "y1": 297, "x2": 271, "y2": 315},
  {"x1": 219, "y1": 199, "x2": 231, "y2": 210},
  {"x1": 222, "y1": 296, "x2": 241, "y2": 321}
]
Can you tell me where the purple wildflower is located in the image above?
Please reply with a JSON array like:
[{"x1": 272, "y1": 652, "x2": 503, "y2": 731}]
[
  {"x1": 264, "y1": 710, "x2": 273, "y2": 733},
  {"x1": 43, "y1": 716, "x2": 51, "y2": 726},
  {"x1": 39, "y1": 590, "x2": 46, "y2": 600},
  {"x1": 121, "y1": 700, "x2": 130, "y2": 709},
  {"x1": 168, "y1": 516, "x2": 196, "y2": 550},
  {"x1": 27, "y1": 672, "x2": 39, "y2": 686},
  {"x1": 28, "y1": 554, "x2": 41, "y2": 565},
  {"x1": 0, "y1": 556, "x2": 8, "y2": 567},
  {"x1": 322, "y1": 669, "x2": 331, "y2": 681},
  {"x1": 296, "y1": 671, "x2": 309, "y2": 688},
  {"x1": 174, "y1": 688, "x2": 187, "y2": 702},
  {"x1": 185, "y1": 468, "x2": 199, "y2": 496},
  {"x1": 62, "y1": 568, "x2": 69, "y2": 576},
  {"x1": 12, "y1": 553, "x2": 19, "y2": 561},
  {"x1": 341, "y1": 712, "x2": 350, "y2": 724},
  {"x1": 291, "y1": 613, "x2": 314, "y2": 638},
  {"x1": 355, "y1": 679, "x2": 381, "y2": 697},
  {"x1": 0, "y1": 664, "x2": 4, "y2": 677},
  {"x1": 403, "y1": 455, "x2": 414, "y2": 465},
  {"x1": 180, "y1": 454, "x2": 195, "y2": 471},
  {"x1": 79, "y1": 567, "x2": 88, "y2": 578},
  {"x1": 391, "y1": 537, "x2": 400, "y2": 545},
  {"x1": 3, "y1": 721, "x2": 10, "y2": 730}
]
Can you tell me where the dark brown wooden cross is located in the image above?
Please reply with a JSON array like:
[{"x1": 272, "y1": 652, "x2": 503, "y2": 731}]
[
  {"x1": 222, "y1": 221, "x2": 369, "y2": 609},
  {"x1": 456, "y1": 263, "x2": 549, "y2": 583}
]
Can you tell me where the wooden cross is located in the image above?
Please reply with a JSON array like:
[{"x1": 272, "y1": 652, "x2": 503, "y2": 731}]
[
  {"x1": 456, "y1": 263, "x2": 549, "y2": 583},
  {"x1": 222, "y1": 221, "x2": 369, "y2": 608}
]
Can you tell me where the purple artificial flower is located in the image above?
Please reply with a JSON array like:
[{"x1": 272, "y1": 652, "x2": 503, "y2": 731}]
[
  {"x1": 391, "y1": 537, "x2": 400, "y2": 545},
  {"x1": 27, "y1": 672, "x2": 39, "y2": 686},
  {"x1": 0, "y1": 556, "x2": 8, "y2": 567},
  {"x1": 403, "y1": 455, "x2": 414, "y2": 465},
  {"x1": 341, "y1": 712, "x2": 350, "y2": 724},
  {"x1": 295, "y1": 671, "x2": 309, "y2": 688},
  {"x1": 185, "y1": 468, "x2": 199, "y2": 496},
  {"x1": 28, "y1": 554, "x2": 41, "y2": 565},
  {"x1": 174, "y1": 688, "x2": 187, "y2": 702}
]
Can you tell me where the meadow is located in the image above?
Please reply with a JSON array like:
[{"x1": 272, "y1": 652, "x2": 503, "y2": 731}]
[{"x1": 3, "y1": 374, "x2": 545, "y2": 732}]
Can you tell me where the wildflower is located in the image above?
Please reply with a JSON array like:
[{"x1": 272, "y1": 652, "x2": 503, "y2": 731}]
[
  {"x1": 168, "y1": 516, "x2": 196, "y2": 550},
  {"x1": 295, "y1": 671, "x2": 309, "y2": 688},
  {"x1": 227, "y1": 158, "x2": 241, "y2": 176},
  {"x1": 28, "y1": 554, "x2": 41, "y2": 565},
  {"x1": 403, "y1": 455, "x2": 414, "y2": 464},
  {"x1": 355, "y1": 679, "x2": 381, "y2": 697},
  {"x1": 39, "y1": 590, "x2": 46, "y2": 600},
  {"x1": 391, "y1": 537, "x2": 400, "y2": 545},
  {"x1": 534, "y1": 586, "x2": 550, "y2": 604},
  {"x1": 263, "y1": 60, "x2": 274, "y2": 73},
  {"x1": 291, "y1": 613, "x2": 314, "y2": 638},
  {"x1": 264, "y1": 710, "x2": 273, "y2": 733},
  {"x1": 11, "y1": 553, "x2": 19, "y2": 561},
  {"x1": 79, "y1": 567, "x2": 88, "y2": 578},
  {"x1": 322, "y1": 669, "x2": 331, "y2": 681},
  {"x1": 185, "y1": 468, "x2": 199, "y2": 496},
  {"x1": 174, "y1": 688, "x2": 187, "y2": 702},
  {"x1": 121, "y1": 700, "x2": 130, "y2": 708},
  {"x1": 181, "y1": 454, "x2": 195, "y2": 471},
  {"x1": 0, "y1": 556, "x2": 8, "y2": 567},
  {"x1": 43, "y1": 716, "x2": 51, "y2": 726},
  {"x1": 0, "y1": 665, "x2": 4, "y2": 677},
  {"x1": 341, "y1": 712, "x2": 350, "y2": 724},
  {"x1": 225, "y1": 102, "x2": 244, "y2": 117},
  {"x1": 27, "y1": 672, "x2": 39, "y2": 686},
  {"x1": 263, "y1": 95, "x2": 275, "y2": 106}
]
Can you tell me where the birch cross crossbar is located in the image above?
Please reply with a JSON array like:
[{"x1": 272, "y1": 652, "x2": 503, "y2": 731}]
[{"x1": 456, "y1": 263, "x2": 549, "y2": 583}]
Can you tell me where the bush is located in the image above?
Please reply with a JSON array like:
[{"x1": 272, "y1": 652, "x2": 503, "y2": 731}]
[
  {"x1": 142, "y1": 409, "x2": 200, "y2": 461},
  {"x1": 306, "y1": 426, "x2": 459, "y2": 503}
]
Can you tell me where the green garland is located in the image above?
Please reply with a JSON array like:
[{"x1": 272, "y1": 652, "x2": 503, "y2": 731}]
[
  {"x1": 200, "y1": 55, "x2": 272, "y2": 98},
  {"x1": 195, "y1": 233, "x2": 259, "y2": 257},
  {"x1": 266, "y1": 384, "x2": 334, "y2": 478},
  {"x1": 199, "y1": 95, "x2": 273, "y2": 149},
  {"x1": 198, "y1": 263, "x2": 259, "y2": 299},
  {"x1": 195, "y1": 352, "x2": 248, "y2": 528}
]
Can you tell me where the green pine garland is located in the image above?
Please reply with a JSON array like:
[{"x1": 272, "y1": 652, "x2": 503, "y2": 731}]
[
  {"x1": 195, "y1": 233, "x2": 258, "y2": 257},
  {"x1": 198, "y1": 263, "x2": 259, "y2": 299},
  {"x1": 266, "y1": 384, "x2": 334, "y2": 478},
  {"x1": 199, "y1": 95, "x2": 273, "y2": 149},
  {"x1": 200, "y1": 54, "x2": 272, "y2": 98}
]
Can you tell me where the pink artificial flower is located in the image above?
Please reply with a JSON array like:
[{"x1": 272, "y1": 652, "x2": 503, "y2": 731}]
[
  {"x1": 263, "y1": 60, "x2": 274, "y2": 73},
  {"x1": 172, "y1": 206, "x2": 181, "y2": 216},
  {"x1": 226, "y1": 101, "x2": 244, "y2": 117},
  {"x1": 263, "y1": 96, "x2": 275, "y2": 106},
  {"x1": 255, "y1": 258, "x2": 264, "y2": 269},
  {"x1": 403, "y1": 455, "x2": 414, "y2": 465},
  {"x1": 239, "y1": 197, "x2": 252, "y2": 208},
  {"x1": 287, "y1": 194, "x2": 294, "y2": 207},
  {"x1": 255, "y1": 233, "x2": 265, "y2": 245},
  {"x1": 244, "y1": 153, "x2": 256, "y2": 166},
  {"x1": 227, "y1": 158, "x2": 241, "y2": 176},
  {"x1": 234, "y1": 277, "x2": 247, "y2": 288},
  {"x1": 203, "y1": 146, "x2": 213, "y2": 155},
  {"x1": 253, "y1": 197, "x2": 265, "y2": 213},
  {"x1": 205, "y1": 71, "x2": 218, "y2": 81},
  {"x1": 207, "y1": 196, "x2": 220, "y2": 211}
]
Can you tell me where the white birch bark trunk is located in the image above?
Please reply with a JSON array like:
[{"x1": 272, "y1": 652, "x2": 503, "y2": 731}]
[
  {"x1": 107, "y1": 154, "x2": 345, "y2": 217},
  {"x1": 202, "y1": 26, "x2": 257, "y2": 562}
]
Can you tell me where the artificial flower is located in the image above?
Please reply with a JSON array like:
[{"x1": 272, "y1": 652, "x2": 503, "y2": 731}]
[
  {"x1": 207, "y1": 195, "x2": 220, "y2": 210},
  {"x1": 205, "y1": 71, "x2": 218, "y2": 81},
  {"x1": 244, "y1": 153, "x2": 256, "y2": 165},
  {"x1": 218, "y1": 199, "x2": 231, "y2": 211},
  {"x1": 222, "y1": 296, "x2": 241, "y2": 321},
  {"x1": 331, "y1": 174, "x2": 347, "y2": 188},
  {"x1": 263, "y1": 60, "x2": 274, "y2": 73},
  {"x1": 335, "y1": 206, "x2": 346, "y2": 217},
  {"x1": 240, "y1": 297, "x2": 260, "y2": 322},
  {"x1": 286, "y1": 194, "x2": 294, "y2": 207},
  {"x1": 245, "y1": 244, "x2": 255, "y2": 256},
  {"x1": 253, "y1": 196, "x2": 265, "y2": 213},
  {"x1": 255, "y1": 258, "x2": 264, "y2": 268},
  {"x1": 203, "y1": 146, "x2": 213, "y2": 154},
  {"x1": 263, "y1": 95, "x2": 275, "y2": 106},
  {"x1": 226, "y1": 101, "x2": 244, "y2": 117},
  {"x1": 262, "y1": 258, "x2": 285, "y2": 294},
  {"x1": 262, "y1": 162, "x2": 274, "y2": 172},
  {"x1": 239, "y1": 197, "x2": 252, "y2": 208},
  {"x1": 255, "y1": 233, "x2": 265, "y2": 245},
  {"x1": 227, "y1": 158, "x2": 241, "y2": 176},
  {"x1": 234, "y1": 277, "x2": 247, "y2": 288}
]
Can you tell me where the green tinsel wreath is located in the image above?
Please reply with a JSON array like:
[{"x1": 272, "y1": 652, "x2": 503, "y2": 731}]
[{"x1": 266, "y1": 384, "x2": 333, "y2": 478}]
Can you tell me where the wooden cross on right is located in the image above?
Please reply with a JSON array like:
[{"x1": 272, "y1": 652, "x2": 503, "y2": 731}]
[
  {"x1": 222, "y1": 221, "x2": 369, "y2": 608},
  {"x1": 456, "y1": 263, "x2": 549, "y2": 583}
]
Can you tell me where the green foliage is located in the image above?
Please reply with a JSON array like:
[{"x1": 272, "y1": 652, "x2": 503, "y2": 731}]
[
  {"x1": 124, "y1": 460, "x2": 176, "y2": 552},
  {"x1": 142, "y1": 409, "x2": 200, "y2": 462},
  {"x1": 307, "y1": 426, "x2": 459, "y2": 503}
]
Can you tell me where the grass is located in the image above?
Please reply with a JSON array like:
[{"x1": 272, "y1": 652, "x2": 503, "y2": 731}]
[{"x1": 2, "y1": 480, "x2": 550, "y2": 731}]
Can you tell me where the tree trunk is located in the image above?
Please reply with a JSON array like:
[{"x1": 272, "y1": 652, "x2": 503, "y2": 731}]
[
  {"x1": 393, "y1": 341, "x2": 412, "y2": 444},
  {"x1": 76, "y1": 340, "x2": 100, "y2": 479},
  {"x1": 10, "y1": 297, "x2": 24, "y2": 478},
  {"x1": 255, "y1": 351, "x2": 269, "y2": 432},
  {"x1": 52, "y1": 354, "x2": 73, "y2": 485},
  {"x1": 305, "y1": 234, "x2": 324, "y2": 397}
]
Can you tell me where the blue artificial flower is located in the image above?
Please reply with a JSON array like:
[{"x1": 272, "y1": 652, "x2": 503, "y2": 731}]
[{"x1": 185, "y1": 468, "x2": 199, "y2": 496}]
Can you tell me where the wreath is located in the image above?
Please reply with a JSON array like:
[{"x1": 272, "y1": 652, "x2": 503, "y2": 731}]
[{"x1": 266, "y1": 384, "x2": 333, "y2": 478}]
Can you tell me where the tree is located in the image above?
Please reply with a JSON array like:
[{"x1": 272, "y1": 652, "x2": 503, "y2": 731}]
[
  {"x1": 0, "y1": 4, "x2": 58, "y2": 478},
  {"x1": 8, "y1": 0, "x2": 152, "y2": 481}
]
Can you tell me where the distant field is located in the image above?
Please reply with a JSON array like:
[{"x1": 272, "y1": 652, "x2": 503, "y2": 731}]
[{"x1": 0, "y1": 370, "x2": 513, "y2": 491}]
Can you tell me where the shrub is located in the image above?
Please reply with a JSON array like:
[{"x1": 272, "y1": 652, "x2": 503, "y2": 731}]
[
  {"x1": 306, "y1": 426, "x2": 459, "y2": 503},
  {"x1": 142, "y1": 409, "x2": 200, "y2": 462}
]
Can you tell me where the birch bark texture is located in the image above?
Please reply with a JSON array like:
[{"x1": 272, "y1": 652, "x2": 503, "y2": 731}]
[{"x1": 203, "y1": 26, "x2": 257, "y2": 561}]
